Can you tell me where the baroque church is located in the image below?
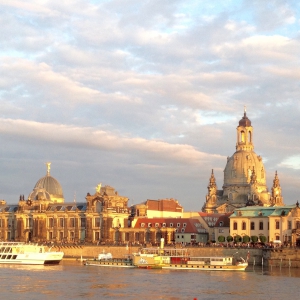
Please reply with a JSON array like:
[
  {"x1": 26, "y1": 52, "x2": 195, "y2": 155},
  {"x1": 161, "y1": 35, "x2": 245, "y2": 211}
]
[{"x1": 202, "y1": 110, "x2": 284, "y2": 213}]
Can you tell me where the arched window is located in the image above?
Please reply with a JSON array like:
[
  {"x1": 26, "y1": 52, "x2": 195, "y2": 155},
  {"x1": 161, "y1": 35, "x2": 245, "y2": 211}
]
[
  {"x1": 233, "y1": 222, "x2": 237, "y2": 230},
  {"x1": 242, "y1": 222, "x2": 246, "y2": 230},
  {"x1": 240, "y1": 131, "x2": 245, "y2": 142},
  {"x1": 248, "y1": 131, "x2": 251, "y2": 143}
]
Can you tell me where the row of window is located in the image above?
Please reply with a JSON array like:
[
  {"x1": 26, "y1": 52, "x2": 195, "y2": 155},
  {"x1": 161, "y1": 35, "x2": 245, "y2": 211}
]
[
  {"x1": 141, "y1": 222, "x2": 187, "y2": 228},
  {"x1": 233, "y1": 221, "x2": 282, "y2": 231}
]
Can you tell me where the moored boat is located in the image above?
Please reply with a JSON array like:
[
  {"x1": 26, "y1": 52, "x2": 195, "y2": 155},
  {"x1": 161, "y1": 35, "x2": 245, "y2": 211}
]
[
  {"x1": 133, "y1": 239, "x2": 248, "y2": 271},
  {"x1": 84, "y1": 253, "x2": 135, "y2": 268},
  {"x1": 0, "y1": 242, "x2": 64, "y2": 265}
]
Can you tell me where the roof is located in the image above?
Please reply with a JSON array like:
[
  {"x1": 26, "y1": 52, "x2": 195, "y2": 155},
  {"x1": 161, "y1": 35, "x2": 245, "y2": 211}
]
[
  {"x1": 133, "y1": 217, "x2": 206, "y2": 233},
  {"x1": 145, "y1": 199, "x2": 183, "y2": 212},
  {"x1": 230, "y1": 205, "x2": 295, "y2": 218}
]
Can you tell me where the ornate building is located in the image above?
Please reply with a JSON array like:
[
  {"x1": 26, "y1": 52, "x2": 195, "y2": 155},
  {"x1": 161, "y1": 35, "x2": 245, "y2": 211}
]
[
  {"x1": 0, "y1": 165, "x2": 130, "y2": 244},
  {"x1": 202, "y1": 110, "x2": 284, "y2": 213}
]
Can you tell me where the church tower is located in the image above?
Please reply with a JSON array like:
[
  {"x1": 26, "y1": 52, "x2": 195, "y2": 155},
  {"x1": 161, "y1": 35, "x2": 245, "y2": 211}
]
[
  {"x1": 202, "y1": 109, "x2": 271, "y2": 213},
  {"x1": 202, "y1": 170, "x2": 218, "y2": 213},
  {"x1": 270, "y1": 171, "x2": 284, "y2": 206}
]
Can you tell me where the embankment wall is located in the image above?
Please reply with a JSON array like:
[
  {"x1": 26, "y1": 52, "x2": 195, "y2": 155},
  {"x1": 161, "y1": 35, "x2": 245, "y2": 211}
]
[{"x1": 53, "y1": 245, "x2": 300, "y2": 267}]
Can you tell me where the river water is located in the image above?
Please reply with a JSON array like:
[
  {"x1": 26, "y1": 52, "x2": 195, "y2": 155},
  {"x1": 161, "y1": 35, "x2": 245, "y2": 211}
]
[{"x1": 0, "y1": 260, "x2": 299, "y2": 300}]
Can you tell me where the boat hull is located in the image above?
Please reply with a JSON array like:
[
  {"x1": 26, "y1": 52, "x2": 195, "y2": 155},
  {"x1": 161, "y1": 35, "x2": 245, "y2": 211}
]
[
  {"x1": 0, "y1": 252, "x2": 64, "y2": 265},
  {"x1": 85, "y1": 259, "x2": 135, "y2": 268}
]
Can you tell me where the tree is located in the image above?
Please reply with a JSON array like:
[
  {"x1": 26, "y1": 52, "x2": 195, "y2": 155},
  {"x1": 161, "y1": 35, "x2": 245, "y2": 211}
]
[
  {"x1": 234, "y1": 235, "x2": 242, "y2": 243},
  {"x1": 251, "y1": 236, "x2": 258, "y2": 243},
  {"x1": 259, "y1": 235, "x2": 267, "y2": 243},
  {"x1": 218, "y1": 235, "x2": 225, "y2": 243},
  {"x1": 243, "y1": 235, "x2": 250, "y2": 243},
  {"x1": 227, "y1": 235, "x2": 233, "y2": 242}
]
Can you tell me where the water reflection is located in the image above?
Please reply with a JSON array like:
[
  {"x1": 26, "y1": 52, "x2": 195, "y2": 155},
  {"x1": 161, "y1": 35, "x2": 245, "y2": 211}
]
[{"x1": 0, "y1": 261, "x2": 299, "y2": 299}]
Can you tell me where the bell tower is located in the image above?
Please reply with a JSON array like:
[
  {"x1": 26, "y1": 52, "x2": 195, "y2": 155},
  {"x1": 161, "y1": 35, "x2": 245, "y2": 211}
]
[{"x1": 236, "y1": 107, "x2": 254, "y2": 152}]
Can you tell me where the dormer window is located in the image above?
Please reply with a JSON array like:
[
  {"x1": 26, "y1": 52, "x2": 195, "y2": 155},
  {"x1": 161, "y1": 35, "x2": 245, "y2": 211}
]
[
  {"x1": 177, "y1": 223, "x2": 180, "y2": 227},
  {"x1": 155, "y1": 223, "x2": 159, "y2": 228},
  {"x1": 148, "y1": 223, "x2": 152, "y2": 228},
  {"x1": 170, "y1": 223, "x2": 173, "y2": 227},
  {"x1": 183, "y1": 223, "x2": 187, "y2": 227},
  {"x1": 219, "y1": 221, "x2": 223, "y2": 226},
  {"x1": 181, "y1": 228, "x2": 185, "y2": 233},
  {"x1": 141, "y1": 223, "x2": 145, "y2": 228},
  {"x1": 162, "y1": 223, "x2": 166, "y2": 227}
]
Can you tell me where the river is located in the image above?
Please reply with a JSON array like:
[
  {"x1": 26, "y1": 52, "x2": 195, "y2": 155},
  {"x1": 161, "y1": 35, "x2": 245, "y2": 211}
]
[{"x1": 0, "y1": 260, "x2": 299, "y2": 299}]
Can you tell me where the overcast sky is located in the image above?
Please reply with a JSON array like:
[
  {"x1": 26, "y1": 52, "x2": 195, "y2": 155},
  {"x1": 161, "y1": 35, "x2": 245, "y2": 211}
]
[{"x1": 1, "y1": 0, "x2": 300, "y2": 211}]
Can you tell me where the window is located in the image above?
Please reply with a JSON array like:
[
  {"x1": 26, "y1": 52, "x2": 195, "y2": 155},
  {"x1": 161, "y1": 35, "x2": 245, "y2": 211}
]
[
  {"x1": 170, "y1": 223, "x2": 173, "y2": 227},
  {"x1": 183, "y1": 223, "x2": 187, "y2": 227},
  {"x1": 219, "y1": 229, "x2": 224, "y2": 233},
  {"x1": 26, "y1": 218, "x2": 32, "y2": 228},
  {"x1": 181, "y1": 228, "x2": 185, "y2": 233},
  {"x1": 94, "y1": 217, "x2": 100, "y2": 227},
  {"x1": 181, "y1": 235, "x2": 184, "y2": 238},
  {"x1": 242, "y1": 222, "x2": 246, "y2": 230},
  {"x1": 70, "y1": 218, "x2": 75, "y2": 227},
  {"x1": 59, "y1": 218, "x2": 64, "y2": 227},
  {"x1": 49, "y1": 218, "x2": 54, "y2": 228},
  {"x1": 155, "y1": 223, "x2": 159, "y2": 228},
  {"x1": 177, "y1": 223, "x2": 180, "y2": 227},
  {"x1": 233, "y1": 222, "x2": 237, "y2": 230},
  {"x1": 162, "y1": 223, "x2": 166, "y2": 227},
  {"x1": 259, "y1": 221, "x2": 263, "y2": 230},
  {"x1": 251, "y1": 222, "x2": 255, "y2": 230},
  {"x1": 288, "y1": 221, "x2": 292, "y2": 230},
  {"x1": 0, "y1": 219, "x2": 2, "y2": 228},
  {"x1": 148, "y1": 223, "x2": 152, "y2": 228},
  {"x1": 275, "y1": 221, "x2": 280, "y2": 230},
  {"x1": 296, "y1": 221, "x2": 300, "y2": 229},
  {"x1": 80, "y1": 218, "x2": 86, "y2": 227},
  {"x1": 141, "y1": 223, "x2": 145, "y2": 228},
  {"x1": 219, "y1": 221, "x2": 223, "y2": 227}
]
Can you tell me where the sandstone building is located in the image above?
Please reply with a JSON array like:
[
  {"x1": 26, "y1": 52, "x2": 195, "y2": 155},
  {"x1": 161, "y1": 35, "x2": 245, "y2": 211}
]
[{"x1": 202, "y1": 110, "x2": 284, "y2": 213}]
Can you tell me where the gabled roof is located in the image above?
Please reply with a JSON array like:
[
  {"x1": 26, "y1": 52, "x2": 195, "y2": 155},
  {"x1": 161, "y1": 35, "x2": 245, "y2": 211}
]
[{"x1": 214, "y1": 213, "x2": 231, "y2": 227}]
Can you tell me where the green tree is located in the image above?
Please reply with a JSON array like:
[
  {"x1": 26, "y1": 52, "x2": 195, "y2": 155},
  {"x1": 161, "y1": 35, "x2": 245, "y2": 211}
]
[
  {"x1": 259, "y1": 235, "x2": 267, "y2": 243},
  {"x1": 251, "y1": 236, "x2": 258, "y2": 243},
  {"x1": 227, "y1": 235, "x2": 233, "y2": 242},
  {"x1": 243, "y1": 235, "x2": 250, "y2": 243},
  {"x1": 218, "y1": 235, "x2": 225, "y2": 243},
  {"x1": 234, "y1": 235, "x2": 242, "y2": 243}
]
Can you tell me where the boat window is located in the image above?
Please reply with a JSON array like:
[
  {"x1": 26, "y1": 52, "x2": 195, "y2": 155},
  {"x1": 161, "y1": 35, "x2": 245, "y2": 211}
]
[
  {"x1": 169, "y1": 223, "x2": 173, "y2": 227},
  {"x1": 177, "y1": 223, "x2": 180, "y2": 227}
]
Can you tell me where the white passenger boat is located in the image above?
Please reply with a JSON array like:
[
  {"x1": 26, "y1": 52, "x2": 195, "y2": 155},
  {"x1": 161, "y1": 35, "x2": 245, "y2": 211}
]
[
  {"x1": 133, "y1": 239, "x2": 248, "y2": 271},
  {"x1": 0, "y1": 242, "x2": 64, "y2": 265}
]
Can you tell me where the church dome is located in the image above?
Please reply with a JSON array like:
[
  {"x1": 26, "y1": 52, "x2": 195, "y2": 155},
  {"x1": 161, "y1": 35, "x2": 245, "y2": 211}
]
[
  {"x1": 34, "y1": 175, "x2": 63, "y2": 196},
  {"x1": 224, "y1": 151, "x2": 266, "y2": 186},
  {"x1": 32, "y1": 163, "x2": 64, "y2": 203}
]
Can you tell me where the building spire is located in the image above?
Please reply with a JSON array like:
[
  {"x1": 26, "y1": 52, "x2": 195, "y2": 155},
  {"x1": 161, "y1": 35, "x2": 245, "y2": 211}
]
[{"x1": 46, "y1": 162, "x2": 51, "y2": 176}]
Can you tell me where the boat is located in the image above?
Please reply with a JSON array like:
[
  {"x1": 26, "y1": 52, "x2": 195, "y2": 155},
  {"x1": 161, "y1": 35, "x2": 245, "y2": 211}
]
[
  {"x1": 0, "y1": 242, "x2": 64, "y2": 265},
  {"x1": 84, "y1": 252, "x2": 135, "y2": 268},
  {"x1": 133, "y1": 239, "x2": 248, "y2": 271}
]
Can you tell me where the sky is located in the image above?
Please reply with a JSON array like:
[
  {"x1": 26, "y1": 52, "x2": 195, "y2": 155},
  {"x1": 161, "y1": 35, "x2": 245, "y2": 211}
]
[{"x1": 1, "y1": 0, "x2": 300, "y2": 211}]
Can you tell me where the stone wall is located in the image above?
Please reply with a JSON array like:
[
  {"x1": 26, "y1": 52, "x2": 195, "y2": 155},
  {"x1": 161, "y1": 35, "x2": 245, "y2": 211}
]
[{"x1": 263, "y1": 248, "x2": 300, "y2": 268}]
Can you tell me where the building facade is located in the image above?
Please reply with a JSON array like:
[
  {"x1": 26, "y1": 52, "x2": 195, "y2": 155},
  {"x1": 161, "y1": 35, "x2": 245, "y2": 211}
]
[{"x1": 229, "y1": 203, "x2": 300, "y2": 246}]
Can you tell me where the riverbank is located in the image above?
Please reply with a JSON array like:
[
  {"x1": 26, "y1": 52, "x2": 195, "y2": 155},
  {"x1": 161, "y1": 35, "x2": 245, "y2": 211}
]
[{"x1": 53, "y1": 245, "x2": 300, "y2": 267}]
